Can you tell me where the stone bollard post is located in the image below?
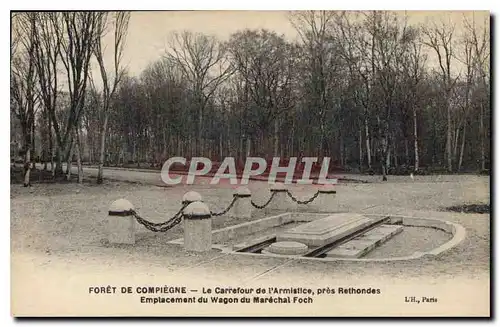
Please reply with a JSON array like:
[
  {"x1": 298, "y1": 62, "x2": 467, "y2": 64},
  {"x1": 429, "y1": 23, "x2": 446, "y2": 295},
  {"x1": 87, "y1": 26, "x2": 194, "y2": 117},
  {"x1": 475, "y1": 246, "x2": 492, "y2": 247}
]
[
  {"x1": 183, "y1": 201, "x2": 212, "y2": 252},
  {"x1": 267, "y1": 182, "x2": 296, "y2": 212},
  {"x1": 182, "y1": 191, "x2": 202, "y2": 206},
  {"x1": 314, "y1": 184, "x2": 337, "y2": 213},
  {"x1": 107, "y1": 199, "x2": 136, "y2": 244},
  {"x1": 230, "y1": 186, "x2": 252, "y2": 219}
]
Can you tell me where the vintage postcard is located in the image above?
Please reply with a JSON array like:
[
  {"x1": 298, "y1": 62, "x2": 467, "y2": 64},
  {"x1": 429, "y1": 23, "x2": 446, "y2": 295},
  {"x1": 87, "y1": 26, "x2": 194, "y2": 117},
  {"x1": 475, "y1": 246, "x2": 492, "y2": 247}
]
[{"x1": 10, "y1": 10, "x2": 491, "y2": 317}]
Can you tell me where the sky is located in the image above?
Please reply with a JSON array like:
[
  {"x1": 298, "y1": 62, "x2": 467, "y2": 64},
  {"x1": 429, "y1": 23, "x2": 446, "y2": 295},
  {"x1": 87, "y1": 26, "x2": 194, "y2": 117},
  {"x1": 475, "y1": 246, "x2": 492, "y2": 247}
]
[{"x1": 95, "y1": 10, "x2": 490, "y2": 83}]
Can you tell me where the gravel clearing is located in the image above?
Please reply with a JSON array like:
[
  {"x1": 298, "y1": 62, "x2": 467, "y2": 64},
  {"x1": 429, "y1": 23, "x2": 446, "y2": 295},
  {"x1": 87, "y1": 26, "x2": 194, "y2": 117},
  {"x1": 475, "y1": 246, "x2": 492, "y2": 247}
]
[{"x1": 11, "y1": 167, "x2": 490, "y2": 285}]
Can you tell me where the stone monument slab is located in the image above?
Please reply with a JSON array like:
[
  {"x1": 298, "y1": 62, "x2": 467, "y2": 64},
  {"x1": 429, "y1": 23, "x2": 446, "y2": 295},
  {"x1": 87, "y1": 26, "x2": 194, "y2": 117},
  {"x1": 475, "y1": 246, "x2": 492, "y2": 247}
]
[
  {"x1": 326, "y1": 225, "x2": 403, "y2": 258},
  {"x1": 277, "y1": 213, "x2": 384, "y2": 247}
]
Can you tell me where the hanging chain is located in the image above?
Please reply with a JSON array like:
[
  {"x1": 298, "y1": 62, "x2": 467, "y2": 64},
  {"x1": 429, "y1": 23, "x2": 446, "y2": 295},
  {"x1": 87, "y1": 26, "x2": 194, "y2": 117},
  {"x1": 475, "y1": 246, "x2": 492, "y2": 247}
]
[
  {"x1": 286, "y1": 190, "x2": 320, "y2": 205},
  {"x1": 251, "y1": 191, "x2": 277, "y2": 209},
  {"x1": 210, "y1": 196, "x2": 238, "y2": 217},
  {"x1": 131, "y1": 203, "x2": 188, "y2": 233},
  {"x1": 129, "y1": 187, "x2": 321, "y2": 232}
]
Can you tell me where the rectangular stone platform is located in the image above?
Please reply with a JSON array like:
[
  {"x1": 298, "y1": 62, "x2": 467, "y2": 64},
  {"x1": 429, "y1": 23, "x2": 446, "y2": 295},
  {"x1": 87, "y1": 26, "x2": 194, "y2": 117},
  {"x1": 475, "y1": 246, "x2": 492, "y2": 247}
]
[
  {"x1": 276, "y1": 213, "x2": 385, "y2": 247},
  {"x1": 325, "y1": 225, "x2": 403, "y2": 258}
]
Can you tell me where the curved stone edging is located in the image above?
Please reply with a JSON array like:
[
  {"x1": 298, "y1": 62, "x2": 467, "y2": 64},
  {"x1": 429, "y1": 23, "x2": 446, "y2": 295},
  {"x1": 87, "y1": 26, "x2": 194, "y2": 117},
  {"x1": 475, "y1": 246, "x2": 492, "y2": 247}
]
[
  {"x1": 166, "y1": 211, "x2": 467, "y2": 262},
  {"x1": 225, "y1": 214, "x2": 467, "y2": 262}
]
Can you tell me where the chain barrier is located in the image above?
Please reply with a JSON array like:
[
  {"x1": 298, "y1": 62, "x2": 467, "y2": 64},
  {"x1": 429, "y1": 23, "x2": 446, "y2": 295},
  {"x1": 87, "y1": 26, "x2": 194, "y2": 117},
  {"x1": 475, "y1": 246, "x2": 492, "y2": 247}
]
[
  {"x1": 210, "y1": 196, "x2": 238, "y2": 217},
  {"x1": 251, "y1": 191, "x2": 277, "y2": 209},
  {"x1": 286, "y1": 190, "x2": 320, "y2": 205},
  {"x1": 131, "y1": 203, "x2": 188, "y2": 233},
  {"x1": 130, "y1": 187, "x2": 322, "y2": 231}
]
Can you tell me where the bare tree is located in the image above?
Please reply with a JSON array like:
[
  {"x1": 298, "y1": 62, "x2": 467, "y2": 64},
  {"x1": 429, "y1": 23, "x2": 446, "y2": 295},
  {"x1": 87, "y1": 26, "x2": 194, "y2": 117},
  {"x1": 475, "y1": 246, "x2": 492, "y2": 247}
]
[
  {"x1": 165, "y1": 31, "x2": 234, "y2": 155},
  {"x1": 32, "y1": 12, "x2": 62, "y2": 175},
  {"x1": 334, "y1": 12, "x2": 375, "y2": 170},
  {"x1": 357, "y1": 11, "x2": 410, "y2": 181},
  {"x1": 463, "y1": 14, "x2": 489, "y2": 171},
  {"x1": 422, "y1": 18, "x2": 459, "y2": 172},
  {"x1": 228, "y1": 29, "x2": 297, "y2": 158},
  {"x1": 453, "y1": 22, "x2": 476, "y2": 171},
  {"x1": 54, "y1": 12, "x2": 103, "y2": 182},
  {"x1": 11, "y1": 13, "x2": 39, "y2": 186},
  {"x1": 399, "y1": 26, "x2": 426, "y2": 171},
  {"x1": 82, "y1": 80, "x2": 102, "y2": 164},
  {"x1": 93, "y1": 11, "x2": 130, "y2": 184},
  {"x1": 289, "y1": 11, "x2": 338, "y2": 159}
]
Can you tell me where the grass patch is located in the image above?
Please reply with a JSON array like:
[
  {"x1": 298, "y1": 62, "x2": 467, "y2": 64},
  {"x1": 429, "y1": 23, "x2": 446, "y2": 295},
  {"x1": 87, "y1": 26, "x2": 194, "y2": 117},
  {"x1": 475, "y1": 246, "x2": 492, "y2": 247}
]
[{"x1": 444, "y1": 203, "x2": 490, "y2": 214}]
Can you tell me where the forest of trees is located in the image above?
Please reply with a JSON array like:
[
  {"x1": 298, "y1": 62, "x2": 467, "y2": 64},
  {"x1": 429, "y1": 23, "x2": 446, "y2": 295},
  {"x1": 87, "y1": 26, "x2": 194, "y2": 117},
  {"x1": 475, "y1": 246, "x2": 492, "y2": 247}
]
[{"x1": 10, "y1": 11, "x2": 491, "y2": 186}]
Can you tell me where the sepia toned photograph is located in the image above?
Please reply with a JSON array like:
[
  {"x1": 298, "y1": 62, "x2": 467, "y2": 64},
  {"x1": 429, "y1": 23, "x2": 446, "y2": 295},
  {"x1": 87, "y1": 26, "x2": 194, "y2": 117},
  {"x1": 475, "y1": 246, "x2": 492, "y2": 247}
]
[{"x1": 10, "y1": 10, "x2": 491, "y2": 317}]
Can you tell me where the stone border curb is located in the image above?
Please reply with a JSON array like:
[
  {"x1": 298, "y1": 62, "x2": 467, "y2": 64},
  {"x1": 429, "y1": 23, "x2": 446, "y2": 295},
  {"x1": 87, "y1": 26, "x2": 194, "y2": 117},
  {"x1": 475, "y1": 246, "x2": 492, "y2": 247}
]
[{"x1": 168, "y1": 212, "x2": 467, "y2": 262}]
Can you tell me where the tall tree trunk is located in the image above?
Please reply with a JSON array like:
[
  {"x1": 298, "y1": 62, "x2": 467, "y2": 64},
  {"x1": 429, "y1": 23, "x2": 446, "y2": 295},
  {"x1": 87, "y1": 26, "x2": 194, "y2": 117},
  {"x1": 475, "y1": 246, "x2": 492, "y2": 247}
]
[
  {"x1": 238, "y1": 133, "x2": 243, "y2": 163},
  {"x1": 382, "y1": 139, "x2": 388, "y2": 181},
  {"x1": 273, "y1": 118, "x2": 279, "y2": 157},
  {"x1": 393, "y1": 142, "x2": 398, "y2": 168},
  {"x1": 49, "y1": 119, "x2": 54, "y2": 174},
  {"x1": 88, "y1": 137, "x2": 93, "y2": 164},
  {"x1": 413, "y1": 106, "x2": 419, "y2": 171},
  {"x1": 453, "y1": 126, "x2": 460, "y2": 164},
  {"x1": 189, "y1": 133, "x2": 194, "y2": 158},
  {"x1": 381, "y1": 151, "x2": 387, "y2": 181},
  {"x1": 74, "y1": 129, "x2": 83, "y2": 183},
  {"x1": 162, "y1": 128, "x2": 167, "y2": 161},
  {"x1": 66, "y1": 138, "x2": 74, "y2": 181},
  {"x1": 219, "y1": 135, "x2": 223, "y2": 161},
  {"x1": 197, "y1": 98, "x2": 203, "y2": 155},
  {"x1": 319, "y1": 118, "x2": 325, "y2": 160},
  {"x1": 381, "y1": 119, "x2": 389, "y2": 181},
  {"x1": 148, "y1": 132, "x2": 153, "y2": 165},
  {"x1": 446, "y1": 99, "x2": 452, "y2": 172},
  {"x1": 386, "y1": 147, "x2": 391, "y2": 169},
  {"x1": 226, "y1": 121, "x2": 231, "y2": 157},
  {"x1": 480, "y1": 102, "x2": 485, "y2": 170},
  {"x1": 133, "y1": 139, "x2": 137, "y2": 164},
  {"x1": 42, "y1": 113, "x2": 48, "y2": 171},
  {"x1": 122, "y1": 138, "x2": 126, "y2": 165},
  {"x1": 23, "y1": 146, "x2": 31, "y2": 187},
  {"x1": 122, "y1": 141, "x2": 126, "y2": 166},
  {"x1": 458, "y1": 124, "x2": 466, "y2": 172},
  {"x1": 31, "y1": 119, "x2": 36, "y2": 166},
  {"x1": 207, "y1": 140, "x2": 212, "y2": 160},
  {"x1": 279, "y1": 138, "x2": 287, "y2": 158},
  {"x1": 340, "y1": 132, "x2": 344, "y2": 167},
  {"x1": 245, "y1": 136, "x2": 251, "y2": 158},
  {"x1": 364, "y1": 117, "x2": 372, "y2": 169},
  {"x1": 287, "y1": 134, "x2": 292, "y2": 158},
  {"x1": 54, "y1": 146, "x2": 63, "y2": 177},
  {"x1": 404, "y1": 138, "x2": 410, "y2": 165},
  {"x1": 177, "y1": 134, "x2": 181, "y2": 157},
  {"x1": 359, "y1": 128, "x2": 363, "y2": 170},
  {"x1": 97, "y1": 113, "x2": 109, "y2": 184}
]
